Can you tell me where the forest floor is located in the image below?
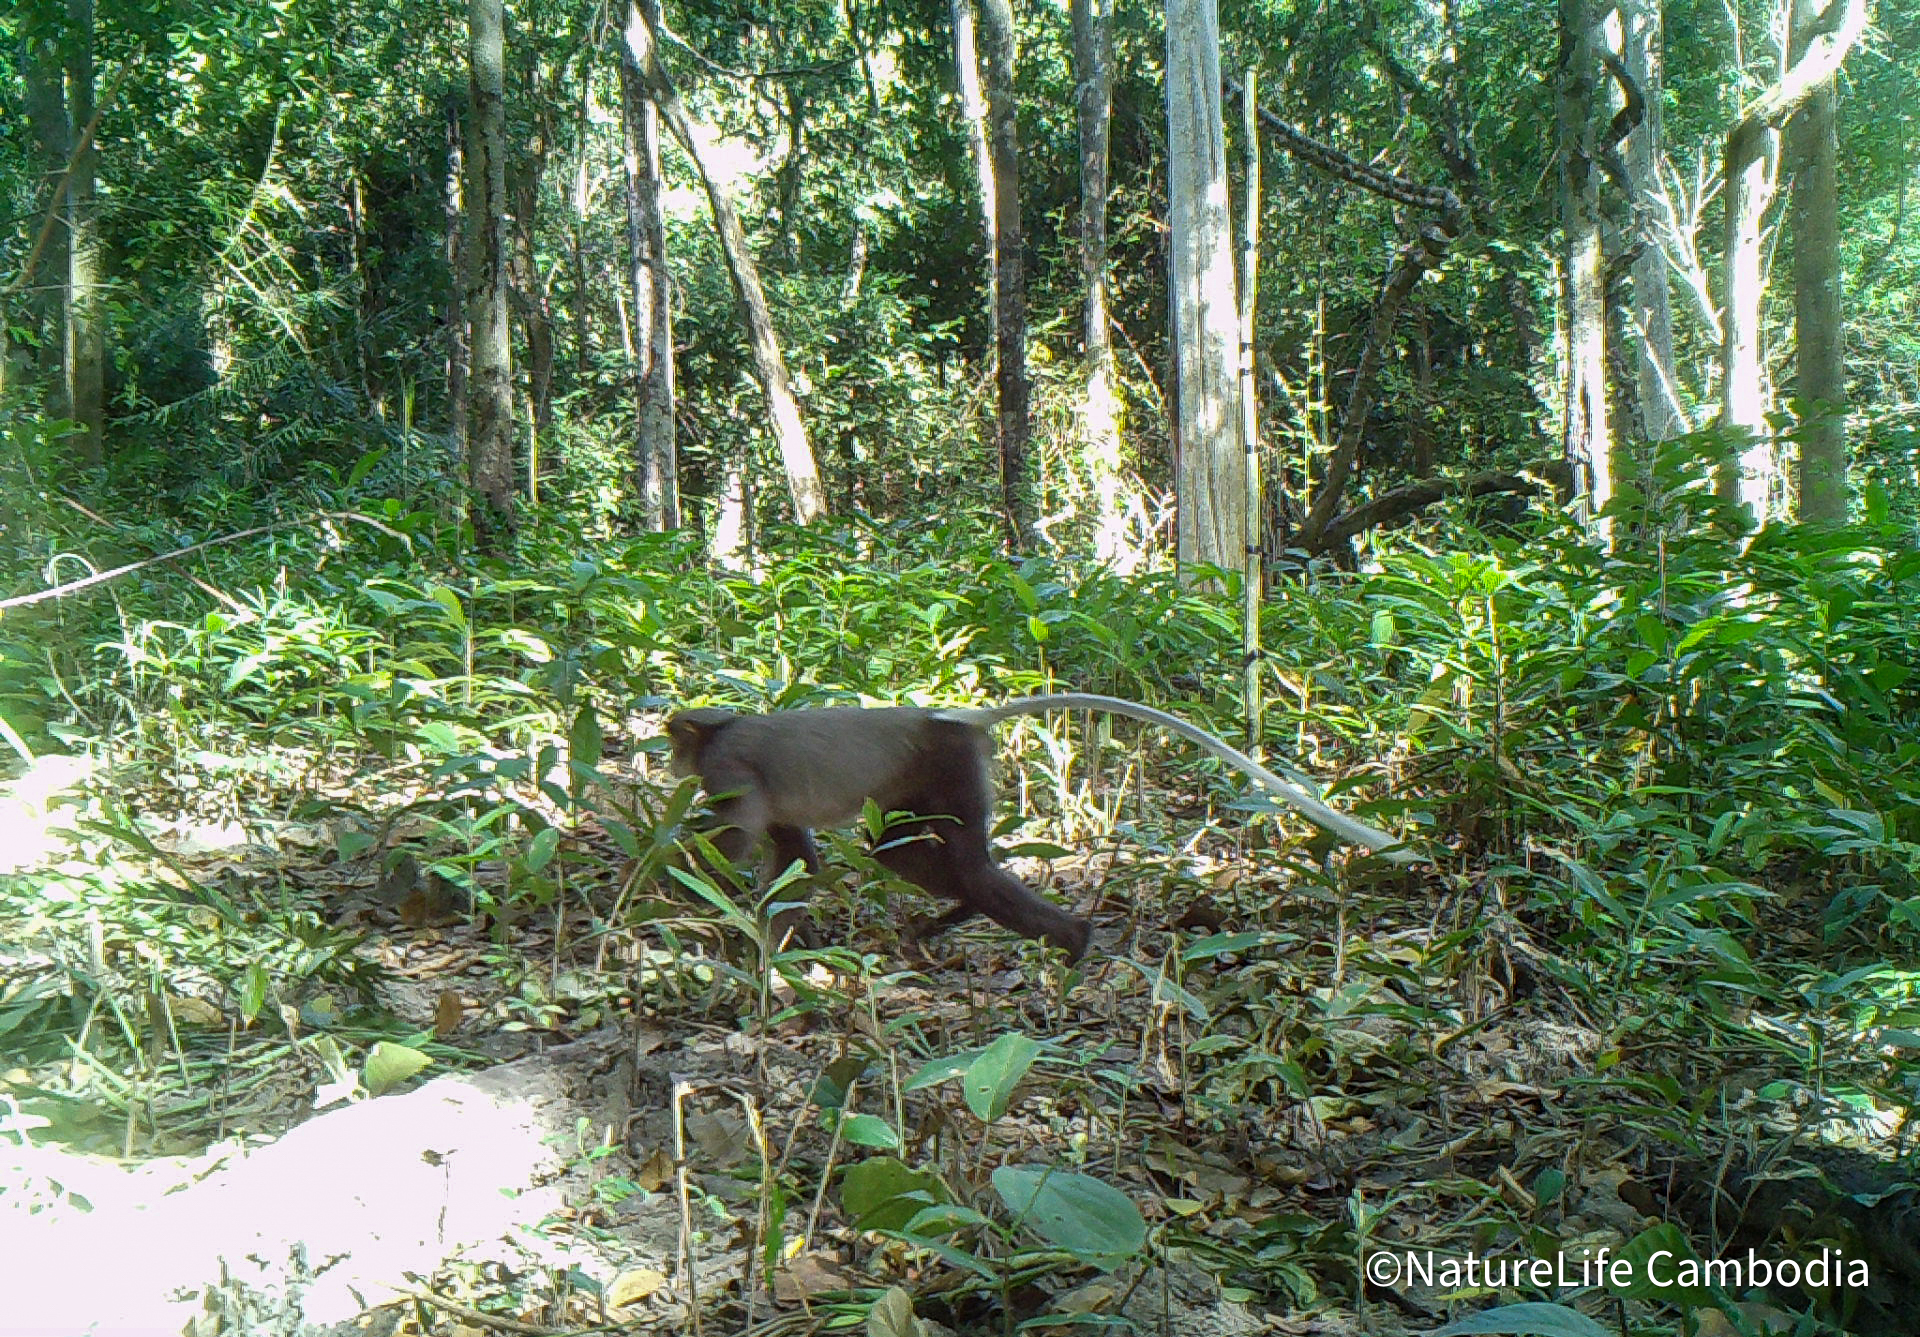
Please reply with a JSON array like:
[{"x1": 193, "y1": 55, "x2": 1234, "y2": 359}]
[{"x1": 1, "y1": 749, "x2": 1897, "y2": 1337}]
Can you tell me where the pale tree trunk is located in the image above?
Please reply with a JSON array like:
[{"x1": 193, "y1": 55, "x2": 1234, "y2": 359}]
[
  {"x1": 841, "y1": 226, "x2": 868, "y2": 304},
  {"x1": 1622, "y1": 0, "x2": 1684, "y2": 443},
  {"x1": 623, "y1": 2, "x2": 827, "y2": 526},
  {"x1": 951, "y1": 0, "x2": 998, "y2": 345},
  {"x1": 1071, "y1": 0, "x2": 1133, "y2": 569},
  {"x1": 65, "y1": 0, "x2": 104, "y2": 467},
  {"x1": 1558, "y1": 0, "x2": 1612, "y2": 531},
  {"x1": 710, "y1": 453, "x2": 751, "y2": 567},
  {"x1": 1788, "y1": 0, "x2": 1847, "y2": 523},
  {"x1": 22, "y1": 30, "x2": 68, "y2": 415},
  {"x1": 444, "y1": 95, "x2": 470, "y2": 451},
  {"x1": 1164, "y1": 0, "x2": 1248, "y2": 573},
  {"x1": 1720, "y1": 108, "x2": 1781, "y2": 521},
  {"x1": 1718, "y1": 0, "x2": 1867, "y2": 524},
  {"x1": 465, "y1": 0, "x2": 518, "y2": 539},
  {"x1": 976, "y1": 0, "x2": 1031, "y2": 548},
  {"x1": 619, "y1": 14, "x2": 679, "y2": 532}
]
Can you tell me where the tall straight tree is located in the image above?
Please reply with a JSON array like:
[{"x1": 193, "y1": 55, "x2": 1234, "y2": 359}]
[
  {"x1": 623, "y1": 1, "x2": 827, "y2": 527},
  {"x1": 22, "y1": 24, "x2": 68, "y2": 415},
  {"x1": 976, "y1": 0, "x2": 1032, "y2": 548},
  {"x1": 1788, "y1": 0, "x2": 1847, "y2": 523},
  {"x1": 465, "y1": 0, "x2": 518, "y2": 538},
  {"x1": 1622, "y1": 0, "x2": 1684, "y2": 443},
  {"x1": 619, "y1": 4, "x2": 678, "y2": 532},
  {"x1": 1718, "y1": 0, "x2": 1867, "y2": 523},
  {"x1": 1557, "y1": 0, "x2": 1612, "y2": 531},
  {"x1": 1164, "y1": 0, "x2": 1248, "y2": 573},
  {"x1": 443, "y1": 94, "x2": 470, "y2": 451},
  {"x1": 1070, "y1": 0, "x2": 1130, "y2": 567},
  {"x1": 65, "y1": 0, "x2": 104, "y2": 466},
  {"x1": 951, "y1": 0, "x2": 997, "y2": 344}
]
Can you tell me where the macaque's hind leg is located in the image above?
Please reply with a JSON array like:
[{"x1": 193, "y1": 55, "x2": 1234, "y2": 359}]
[{"x1": 875, "y1": 726, "x2": 1092, "y2": 960}]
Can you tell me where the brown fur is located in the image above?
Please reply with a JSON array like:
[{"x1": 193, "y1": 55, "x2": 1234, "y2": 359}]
[{"x1": 665, "y1": 707, "x2": 1092, "y2": 960}]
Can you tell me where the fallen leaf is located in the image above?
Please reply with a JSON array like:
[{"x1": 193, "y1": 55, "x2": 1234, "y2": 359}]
[
  {"x1": 773, "y1": 1252, "x2": 848, "y2": 1303},
  {"x1": 607, "y1": 1268, "x2": 667, "y2": 1310},
  {"x1": 433, "y1": 990, "x2": 464, "y2": 1038},
  {"x1": 635, "y1": 1148, "x2": 674, "y2": 1191}
]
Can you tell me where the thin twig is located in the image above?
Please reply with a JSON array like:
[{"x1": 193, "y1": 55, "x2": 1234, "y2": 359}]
[{"x1": 0, "y1": 511, "x2": 409, "y2": 610}]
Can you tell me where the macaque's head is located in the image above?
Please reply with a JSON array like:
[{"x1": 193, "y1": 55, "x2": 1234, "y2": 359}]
[{"x1": 664, "y1": 707, "x2": 737, "y2": 777}]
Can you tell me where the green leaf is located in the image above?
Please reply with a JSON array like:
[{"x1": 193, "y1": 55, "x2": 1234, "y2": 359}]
[
  {"x1": 837, "y1": 1114, "x2": 901, "y2": 1149},
  {"x1": 427, "y1": 585, "x2": 469, "y2": 632},
  {"x1": 1612, "y1": 1223, "x2": 1711, "y2": 1308},
  {"x1": 1431, "y1": 1302, "x2": 1611, "y2": 1336},
  {"x1": 963, "y1": 1032, "x2": 1039, "y2": 1122},
  {"x1": 1634, "y1": 613, "x2": 1668, "y2": 654},
  {"x1": 570, "y1": 705, "x2": 604, "y2": 771},
  {"x1": 525, "y1": 826, "x2": 561, "y2": 873},
  {"x1": 842, "y1": 1156, "x2": 946, "y2": 1232},
  {"x1": 362, "y1": 1041, "x2": 431, "y2": 1096},
  {"x1": 902, "y1": 1049, "x2": 983, "y2": 1092},
  {"x1": 990, "y1": 1166, "x2": 1145, "y2": 1269},
  {"x1": 239, "y1": 962, "x2": 269, "y2": 1024}
]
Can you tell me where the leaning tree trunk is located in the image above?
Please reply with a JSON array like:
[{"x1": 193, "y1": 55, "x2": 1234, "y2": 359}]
[
  {"x1": 1558, "y1": 0, "x2": 1613, "y2": 534},
  {"x1": 1071, "y1": 0, "x2": 1131, "y2": 569},
  {"x1": 65, "y1": 0, "x2": 104, "y2": 467},
  {"x1": 620, "y1": 9, "x2": 679, "y2": 532},
  {"x1": 465, "y1": 0, "x2": 518, "y2": 540},
  {"x1": 1717, "y1": 0, "x2": 1867, "y2": 525},
  {"x1": 951, "y1": 0, "x2": 998, "y2": 346},
  {"x1": 1622, "y1": 0, "x2": 1684, "y2": 444},
  {"x1": 976, "y1": 0, "x2": 1032, "y2": 549},
  {"x1": 1164, "y1": 0, "x2": 1248, "y2": 574},
  {"x1": 623, "y1": 1, "x2": 827, "y2": 526},
  {"x1": 1788, "y1": 0, "x2": 1847, "y2": 524}
]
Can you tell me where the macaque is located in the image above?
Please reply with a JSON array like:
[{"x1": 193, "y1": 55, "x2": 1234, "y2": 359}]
[{"x1": 665, "y1": 693, "x2": 1413, "y2": 962}]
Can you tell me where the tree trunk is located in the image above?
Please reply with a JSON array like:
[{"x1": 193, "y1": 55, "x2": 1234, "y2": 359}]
[
  {"x1": 22, "y1": 29, "x2": 69, "y2": 415},
  {"x1": 64, "y1": 0, "x2": 104, "y2": 467},
  {"x1": 1719, "y1": 115, "x2": 1780, "y2": 521},
  {"x1": 1071, "y1": 0, "x2": 1131, "y2": 568},
  {"x1": 1164, "y1": 0, "x2": 1247, "y2": 573},
  {"x1": 444, "y1": 94, "x2": 470, "y2": 452},
  {"x1": 1558, "y1": 0, "x2": 1612, "y2": 532},
  {"x1": 1237, "y1": 74, "x2": 1264, "y2": 752},
  {"x1": 1788, "y1": 0, "x2": 1847, "y2": 523},
  {"x1": 950, "y1": 0, "x2": 998, "y2": 346},
  {"x1": 976, "y1": 0, "x2": 1031, "y2": 548},
  {"x1": 622, "y1": 2, "x2": 827, "y2": 526},
  {"x1": 510, "y1": 65, "x2": 554, "y2": 441},
  {"x1": 620, "y1": 18, "x2": 680, "y2": 532},
  {"x1": 1717, "y1": 0, "x2": 1867, "y2": 525},
  {"x1": 465, "y1": 0, "x2": 518, "y2": 539},
  {"x1": 1621, "y1": 0, "x2": 1684, "y2": 443}
]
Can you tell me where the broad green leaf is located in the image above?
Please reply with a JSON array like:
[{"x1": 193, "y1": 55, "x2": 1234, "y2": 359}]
[
  {"x1": 963, "y1": 1032, "x2": 1039, "y2": 1122},
  {"x1": 1431, "y1": 1302, "x2": 1611, "y2": 1336},
  {"x1": 990, "y1": 1166, "x2": 1145, "y2": 1269},
  {"x1": 837, "y1": 1114, "x2": 901, "y2": 1149},
  {"x1": 842, "y1": 1156, "x2": 946, "y2": 1232},
  {"x1": 363, "y1": 1041, "x2": 431, "y2": 1096}
]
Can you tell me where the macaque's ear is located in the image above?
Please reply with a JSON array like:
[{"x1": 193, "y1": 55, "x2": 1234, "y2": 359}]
[{"x1": 666, "y1": 707, "x2": 736, "y2": 750}]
